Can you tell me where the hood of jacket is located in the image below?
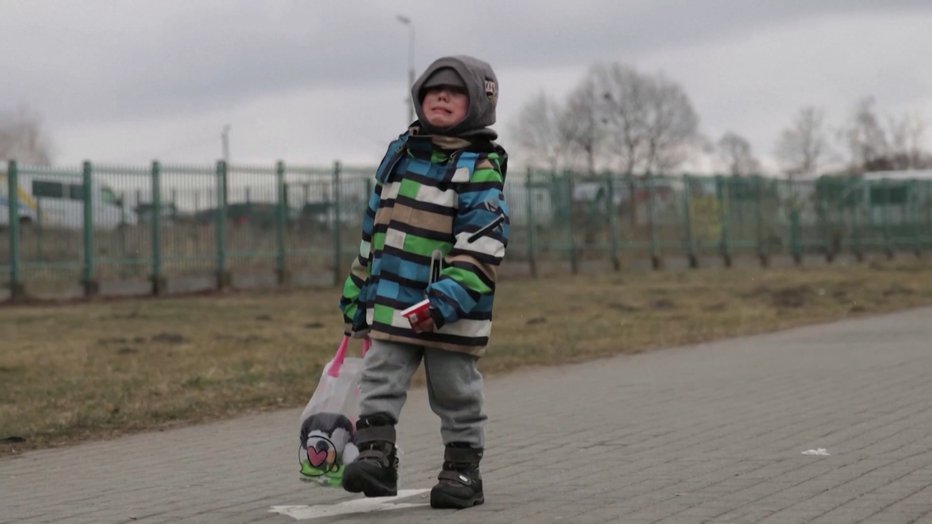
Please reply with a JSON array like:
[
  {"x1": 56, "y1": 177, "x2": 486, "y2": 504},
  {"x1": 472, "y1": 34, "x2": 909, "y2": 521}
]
[{"x1": 412, "y1": 55, "x2": 498, "y2": 138}]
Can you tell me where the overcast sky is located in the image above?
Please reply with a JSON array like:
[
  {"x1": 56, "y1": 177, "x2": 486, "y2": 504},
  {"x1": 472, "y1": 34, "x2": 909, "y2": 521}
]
[{"x1": 2, "y1": 0, "x2": 931, "y2": 172}]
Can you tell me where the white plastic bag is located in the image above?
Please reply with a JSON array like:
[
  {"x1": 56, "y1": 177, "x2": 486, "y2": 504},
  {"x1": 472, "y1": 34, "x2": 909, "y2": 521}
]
[{"x1": 298, "y1": 335, "x2": 369, "y2": 486}]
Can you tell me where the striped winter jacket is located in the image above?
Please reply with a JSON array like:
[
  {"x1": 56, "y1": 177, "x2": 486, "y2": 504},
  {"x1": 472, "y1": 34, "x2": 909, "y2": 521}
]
[{"x1": 339, "y1": 132, "x2": 509, "y2": 356}]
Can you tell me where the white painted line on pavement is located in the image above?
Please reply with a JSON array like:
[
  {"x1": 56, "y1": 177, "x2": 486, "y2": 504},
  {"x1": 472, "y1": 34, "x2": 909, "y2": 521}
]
[
  {"x1": 269, "y1": 489, "x2": 430, "y2": 520},
  {"x1": 801, "y1": 448, "x2": 830, "y2": 456}
]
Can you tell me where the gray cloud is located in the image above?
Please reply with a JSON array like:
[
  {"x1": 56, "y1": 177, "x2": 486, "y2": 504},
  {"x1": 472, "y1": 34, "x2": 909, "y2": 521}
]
[
  {"x1": 4, "y1": 0, "x2": 928, "y2": 123},
  {"x1": 1, "y1": 0, "x2": 931, "y2": 167}
]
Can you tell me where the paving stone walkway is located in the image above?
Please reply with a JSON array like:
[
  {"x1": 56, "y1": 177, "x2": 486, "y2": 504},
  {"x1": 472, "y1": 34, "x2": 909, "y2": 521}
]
[{"x1": 3, "y1": 307, "x2": 932, "y2": 523}]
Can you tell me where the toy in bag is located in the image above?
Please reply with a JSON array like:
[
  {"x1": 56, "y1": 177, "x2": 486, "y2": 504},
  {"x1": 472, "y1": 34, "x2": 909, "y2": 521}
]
[{"x1": 298, "y1": 335, "x2": 370, "y2": 486}]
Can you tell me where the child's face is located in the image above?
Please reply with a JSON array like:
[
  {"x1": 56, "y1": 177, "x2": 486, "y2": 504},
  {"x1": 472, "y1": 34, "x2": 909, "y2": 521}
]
[{"x1": 420, "y1": 86, "x2": 468, "y2": 130}]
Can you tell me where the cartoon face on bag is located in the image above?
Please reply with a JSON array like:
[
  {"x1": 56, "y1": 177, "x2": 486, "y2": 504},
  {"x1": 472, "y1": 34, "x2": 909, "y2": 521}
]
[{"x1": 299, "y1": 412, "x2": 359, "y2": 476}]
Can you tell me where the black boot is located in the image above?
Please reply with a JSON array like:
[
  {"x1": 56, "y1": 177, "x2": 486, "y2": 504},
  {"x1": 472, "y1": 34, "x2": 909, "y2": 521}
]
[
  {"x1": 430, "y1": 444, "x2": 484, "y2": 509},
  {"x1": 342, "y1": 414, "x2": 398, "y2": 497}
]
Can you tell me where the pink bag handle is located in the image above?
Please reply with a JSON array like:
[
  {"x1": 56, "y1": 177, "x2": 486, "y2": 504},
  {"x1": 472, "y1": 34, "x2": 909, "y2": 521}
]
[{"x1": 328, "y1": 335, "x2": 371, "y2": 377}]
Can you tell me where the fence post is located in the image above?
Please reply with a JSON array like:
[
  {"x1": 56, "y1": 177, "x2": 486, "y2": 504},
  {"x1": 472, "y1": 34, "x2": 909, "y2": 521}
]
[
  {"x1": 566, "y1": 172, "x2": 578, "y2": 274},
  {"x1": 35, "y1": 197, "x2": 44, "y2": 260},
  {"x1": 910, "y1": 179, "x2": 921, "y2": 258},
  {"x1": 786, "y1": 178, "x2": 800, "y2": 265},
  {"x1": 647, "y1": 173, "x2": 661, "y2": 269},
  {"x1": 716, "y1": 176, "x2": 732, "y2": 267},
  {"x1": 215, "y1": 160, "x2": 230, "y2": 290},
  {"x1": 606, "y1": 172, "x2": 620, "y2": 271},
  {"x1": 332, "y1": 161, "x2": 342, "y2": 286},
  {"x1": 882, "y1": 179, "x2": 893, "y2": 259},
  {"x1": 6, "y1": 160, "x2": 25, "y2": 300},
  {"x1": 682, "y1": 174, "x2": 698, "y2": 268},
  {"x1": 927, "y1": 181, "x2": 932, "y2": 250},
  {"x1": 625, "y1": 172, "x2": 636, "y2": 230},
  {"x1": 275, "y1": 160, "x2": 289, "y2": 285},
  {"x1": 789, "y1": 207, "x2": 801, "y2": 265},
  {"x1": 815, "y1": 190, "x2": 826, "y2": 261},
  {"x1": 756, "y1": 176, "x2": 769, "y2": 267},
  {"x1": 150, "y1": 161, "x2": 164, "y2": 295},
  {"x1": 525, "y1": 168, "x2": 537, "y2": 278},
  {"x1": 818, "y1": 181, "x2": 836, "y2": 263},
  {"x1": 81, "y1": 160, "x2": 98, "y2": 297},
  {"x1": 851, "y1": 179, "x2": 863, "y2": 262}
]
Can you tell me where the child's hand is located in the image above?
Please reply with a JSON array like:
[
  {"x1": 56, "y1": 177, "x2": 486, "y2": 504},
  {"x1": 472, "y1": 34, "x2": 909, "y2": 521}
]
[
  {"x1": 402, "y1": 299, "x2": 435, "y2": 333},
  {"x1": 409, "y1": 315, "x2": 435, "y2": 333}
]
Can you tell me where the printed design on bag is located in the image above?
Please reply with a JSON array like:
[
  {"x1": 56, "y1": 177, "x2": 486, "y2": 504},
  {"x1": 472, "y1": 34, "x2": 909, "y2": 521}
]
[
  {"x1": 307, "y1": 436, "x2": 336, "y2": 469},
  {"x1": 299, "y1": 412, "x2": 359, "y2": 480}
]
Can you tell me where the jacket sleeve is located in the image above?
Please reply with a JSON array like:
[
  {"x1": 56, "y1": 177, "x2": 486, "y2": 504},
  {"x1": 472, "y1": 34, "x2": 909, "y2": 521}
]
[
  {"x1": 337, "y1": 134, "x2": 408, "y2": 332},
  {"x1": 338, "y1": 179, "x2": 381, "y2": 332},
  {"x1": 426, "y1": 152, "x2": 509, "y2": 327}
]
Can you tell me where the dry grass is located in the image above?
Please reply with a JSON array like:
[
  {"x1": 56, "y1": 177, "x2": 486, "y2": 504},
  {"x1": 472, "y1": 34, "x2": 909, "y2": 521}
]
[{"x1": 2, "y1": 259, "x2": 932, "y2": 456}]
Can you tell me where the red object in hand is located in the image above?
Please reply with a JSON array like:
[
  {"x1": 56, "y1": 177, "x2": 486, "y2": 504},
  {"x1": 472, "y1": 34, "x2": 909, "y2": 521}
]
[{"x1": 401, "y1": 299, "x2": 434, "y2": 333}]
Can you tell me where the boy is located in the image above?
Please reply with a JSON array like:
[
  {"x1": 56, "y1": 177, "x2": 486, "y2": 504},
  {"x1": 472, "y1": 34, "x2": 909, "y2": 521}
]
[{"x1": 338, "y1": 55, "x2": 508, "y2": 509}]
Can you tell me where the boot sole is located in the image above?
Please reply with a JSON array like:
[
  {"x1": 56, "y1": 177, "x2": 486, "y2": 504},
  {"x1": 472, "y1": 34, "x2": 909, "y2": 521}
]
[
  {"x1": 430, "y1": 490, "x2": 484, "y2": 509},
  {"x1": 342, "y1": 469, "x2": 397, "y2": 497}
]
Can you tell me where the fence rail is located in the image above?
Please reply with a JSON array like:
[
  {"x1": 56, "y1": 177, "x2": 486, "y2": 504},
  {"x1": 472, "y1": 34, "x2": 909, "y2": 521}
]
[{"x1": 2, "y1": 160, "x2": 931, "y2": 300}]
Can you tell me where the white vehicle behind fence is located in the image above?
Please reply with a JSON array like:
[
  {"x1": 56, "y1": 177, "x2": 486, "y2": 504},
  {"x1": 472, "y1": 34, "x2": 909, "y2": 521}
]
[{"x1": 0, "y1": 171, "x2": 135, "y2": 230}]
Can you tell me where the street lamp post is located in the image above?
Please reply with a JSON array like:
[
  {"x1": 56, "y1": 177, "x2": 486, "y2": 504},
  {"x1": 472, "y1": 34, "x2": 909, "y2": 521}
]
[
  {"x1": 221, "y1": 125, "x2": 231, "y2": 166},
  {"x1": 396, "y1": 15, "x2": 415, "y2": 124}
]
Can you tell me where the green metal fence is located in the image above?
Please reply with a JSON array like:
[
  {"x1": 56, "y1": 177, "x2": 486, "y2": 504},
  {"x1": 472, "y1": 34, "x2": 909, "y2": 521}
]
[
  {"x1": 2, "y1": 160, "x2": 931, "y2": 300},
  {"x1": 512, "y1": 171, "x2": 932, "y2": 276}
]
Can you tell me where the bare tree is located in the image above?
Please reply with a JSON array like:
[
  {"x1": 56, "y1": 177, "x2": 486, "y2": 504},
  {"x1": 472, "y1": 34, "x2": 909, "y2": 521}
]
[
  {"x1": 0, "y1": 105, "x2": 54, "y2": 165},
  {"x1": 508, "y1": 91, "x2": 565, "y2": 172},
  {"x1": 641, "y1": 73, "x2": 700, "y2": 174},
  {"x1": 594, "y1": 63, "x2": 646, "y2": 175},
  {"x1": 528, "y1": 62, "x2": 699, "y2": 177},
  {"x1": 717, "y1": 132, "x2": 761, "y2": 176},
  {"x1": 558, "y1": 74, "x2": 605, "y2": 175},
  {"x1": 886, "y1": 113, "x2": 928, "y2": 169},
  {"x1": 835, "y1": 98, "x2": 932, "y2": 172},
  {"x1": 775, "y1": 106, "x2": 830, "y2": 179},
  {"x1": 589, "y1": 63, "x2": 699, "y2": 175},
  {"x1": 844, "y1": 97, "x2": 888, "y2": 172}
]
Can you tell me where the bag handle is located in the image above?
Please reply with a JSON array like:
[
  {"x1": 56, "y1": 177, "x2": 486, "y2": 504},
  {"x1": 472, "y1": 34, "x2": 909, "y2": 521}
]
[{"x1": 328, "y1": 335, "x2": 371, "y2": 377}]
